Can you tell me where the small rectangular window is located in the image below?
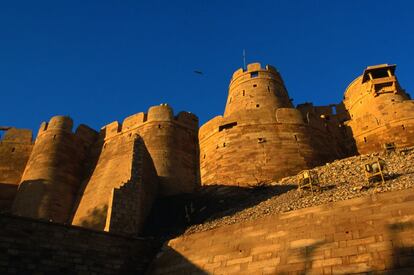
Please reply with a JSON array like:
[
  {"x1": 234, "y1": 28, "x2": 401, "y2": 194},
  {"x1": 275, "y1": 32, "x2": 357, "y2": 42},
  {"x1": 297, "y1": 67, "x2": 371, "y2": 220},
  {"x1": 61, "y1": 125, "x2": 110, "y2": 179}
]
[
  {"x1": 219, "y1": 122, "x2": 237, "y2": 132},
  {"x1": 250, "y1": 71, "x2": 259, "y2": 78}
]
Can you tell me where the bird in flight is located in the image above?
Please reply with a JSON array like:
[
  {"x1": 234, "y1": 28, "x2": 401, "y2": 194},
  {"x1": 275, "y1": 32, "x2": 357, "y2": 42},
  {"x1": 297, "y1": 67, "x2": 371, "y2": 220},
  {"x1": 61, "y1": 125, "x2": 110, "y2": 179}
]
[{"x1": 193, "y1": 70, "x2": 203, "y2": 75}]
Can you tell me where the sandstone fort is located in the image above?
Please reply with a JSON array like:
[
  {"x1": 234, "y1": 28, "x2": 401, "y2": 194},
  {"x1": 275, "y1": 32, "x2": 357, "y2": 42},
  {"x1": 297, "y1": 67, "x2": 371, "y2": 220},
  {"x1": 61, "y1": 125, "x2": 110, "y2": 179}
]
[{"x1": 1, "y1": 63, "x2": 414, "y2": 274}]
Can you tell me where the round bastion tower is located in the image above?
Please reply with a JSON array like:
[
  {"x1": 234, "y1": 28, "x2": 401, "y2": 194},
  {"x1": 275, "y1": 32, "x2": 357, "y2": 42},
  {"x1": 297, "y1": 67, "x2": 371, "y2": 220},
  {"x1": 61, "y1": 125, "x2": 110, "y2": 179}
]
[
  {"x1": 199, "y1": 63, "x2": 331, "y2": 186},
  {"x1": 12, "y1": 116, "x2": 94, "y2": 223},
  {"x1": 224, "y1": 63, "x2": 293, "y2": 117},
  {"x1": 342, "y1": 64, "x2": 414, "y2": 154}
]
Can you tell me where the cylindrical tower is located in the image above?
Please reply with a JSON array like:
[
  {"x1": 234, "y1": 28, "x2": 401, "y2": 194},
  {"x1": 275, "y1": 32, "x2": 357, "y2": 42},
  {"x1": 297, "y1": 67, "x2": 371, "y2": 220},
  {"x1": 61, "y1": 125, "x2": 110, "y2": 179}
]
[
  {"x1": 140, "y1": 104, "x2": 199, "y2": 196},
  {"x1": 224, "y1": 63, "x2": 292, "y2": 118},
  {"x1": 199, "y1": 62, "x2": 333, "y2": 186},
  {"x1": 12, "y1": 116, "x2": 85, "y2": 223},
  {"x1": 342, "y1": 64, "x2": 414, "y2": 154}
]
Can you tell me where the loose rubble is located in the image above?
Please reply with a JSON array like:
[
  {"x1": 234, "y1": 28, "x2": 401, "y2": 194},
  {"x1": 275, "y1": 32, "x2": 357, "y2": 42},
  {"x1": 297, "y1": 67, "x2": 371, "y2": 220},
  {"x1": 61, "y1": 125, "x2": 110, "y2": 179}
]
[{"x1": 184, "y1": 147, "x2": 414, "y2": 235}]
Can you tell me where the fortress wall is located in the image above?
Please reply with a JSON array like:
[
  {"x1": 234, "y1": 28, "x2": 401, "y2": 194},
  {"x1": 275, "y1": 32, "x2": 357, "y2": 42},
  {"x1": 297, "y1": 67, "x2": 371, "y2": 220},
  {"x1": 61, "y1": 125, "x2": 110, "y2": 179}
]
[
  {"x1": 138, "y1": 120, "x2": 199, "y2": 196},
  {"x1": 0, "y1": 128, "x2": 33, "y2": 211},
  {"x1": 200, "y1": 115, "x2": 324, "y2": 186},
  {"x1": 350, "y1": 116, "x2": 414, "y2": 154},
  {"x1": 297, "y1": 103, "x2": 351, "y2": 157},
  {"x1": 124, "y1": 105, "x2": 199, "y2": 196},
  {"x1": 71, "y1": 132, "x2": 137, "y2": 230},
  {"x1": 94, "y1": 105, "x2": 198, "y2": 197},
  {"x1": 342, "y1": 65, "x2": 414, "y2": 154},
  {"x1": 104, "y1": 138, "x2": 158, "y2": 235},
  {"x1": 149, "y1": 188, "x2": 414, "y2": 275},
  {"x1": 0, "y1": 214, "x2": 157, "y2": 274},
  {"x1": 200, "y1": 63, "x2": 340, "y2": 186},
  {"x1": 12, "y1": 116, "x2": 97, "y2": 223},
  {"x1": 72, "y1": 105, "x2": 198, "y2": 231}
]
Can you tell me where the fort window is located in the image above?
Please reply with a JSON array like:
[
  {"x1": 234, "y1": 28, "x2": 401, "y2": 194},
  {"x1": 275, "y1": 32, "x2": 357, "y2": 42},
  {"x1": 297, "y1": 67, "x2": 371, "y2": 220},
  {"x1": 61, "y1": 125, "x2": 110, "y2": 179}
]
[
  {"x1": 256, "y1": 104, "x2": 260, "y2": 108},
  {"x1": 11, "y1": 147, "x2": 15, "y2": 152},
  {"x1": 294, "y1": 135, "x2": 298, "y2": 141},
  {"x1": 364, "y1": 137, "x2": 367, "y2": 143},
  {"x1": 219, "y1": 122, "x2": 237, "y2": 132},
  {"x1": 203, "y1": 154, "x2": 206, "y2": 159},
  {"x1": 371, "y1": 68, "x2": 390, "y2": 79},
  {"x1": 243, "y1": 90, "x2": 245, "y2": 96},
  {"x1": 53, "y1": 135, "x2": 56, "y2": 140},
  {"x1": 257, "y1": 137, "x2": 266, "y2": 143},
  {"x1": 223, "y1": 142, "x2": 226, "y2": 147},
  {"x1": 402, "y1": 124, "x2": 405, "y2": 130},
  {"x1": 250, "y1": 71, "x2": 259, "y2": 78},
  {"x1": 158, "y1": 124, "x2": 161, "y2": 129},
  {"x1": 253, "y1": 84, "x2": 257, "y2": 88}
]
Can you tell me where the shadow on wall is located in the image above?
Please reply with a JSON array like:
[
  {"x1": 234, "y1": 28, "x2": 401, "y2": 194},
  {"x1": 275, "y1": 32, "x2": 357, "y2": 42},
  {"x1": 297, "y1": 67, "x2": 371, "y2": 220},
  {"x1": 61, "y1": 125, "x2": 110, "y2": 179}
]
[
  {"x1": 69, "y1": 139, "x2": 105, "y2": 222},
  {"x1": 142, "y1": 184, "x2": 296, "y2": 239},
  {"x1": 0, "y1": 182, "x2": 18, "y2": 213},
  {"x1": 146, "y1": 245, "x2": 208, "y2": 275},
  {"x1": 283, "y1": 221, "x2": 414, "y2": 274},
  {"x1": 387, "y1": 221, "x2": 414, "y2": 273},
  {"x1": 11, "y1": 179, "x2": 49, "y2": 220},
  {"x1": 78, "y1": 205, "x2": 108, "y2": 229}
]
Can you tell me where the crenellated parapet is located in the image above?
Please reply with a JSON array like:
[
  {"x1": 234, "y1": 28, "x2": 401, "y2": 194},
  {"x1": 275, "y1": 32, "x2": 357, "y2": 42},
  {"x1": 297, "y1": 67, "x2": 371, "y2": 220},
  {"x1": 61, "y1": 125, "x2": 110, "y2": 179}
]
[
  {"x1": 99, "y1": 104, "x2": 198, "y2": 141},
  {"x1": 224, "y1": 62, "x2": 292, "y2": 118},
  {"x1": 36, "y1": 116, "x2": 98, "y2": 145}
]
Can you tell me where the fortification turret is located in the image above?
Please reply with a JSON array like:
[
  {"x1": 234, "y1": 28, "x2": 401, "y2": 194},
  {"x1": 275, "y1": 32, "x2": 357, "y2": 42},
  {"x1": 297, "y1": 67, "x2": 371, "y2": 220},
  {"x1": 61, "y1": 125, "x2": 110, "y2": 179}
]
[
  {"x1": 12, "y1": 116, "x2": 98, "y2": 223},
  {"x1": 224, "y1": 63, "x2": 292, "y2": 118},
  {"x1": 199, "y1": 63, "x2": 338, "y2": 186},
  {"x1": 340, "y1": 64, "x2": 414, "y2": 154}
]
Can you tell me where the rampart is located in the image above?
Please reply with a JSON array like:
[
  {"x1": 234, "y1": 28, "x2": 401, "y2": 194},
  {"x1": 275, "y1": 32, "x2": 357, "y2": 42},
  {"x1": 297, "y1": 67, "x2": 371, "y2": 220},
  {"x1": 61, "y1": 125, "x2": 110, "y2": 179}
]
[
  {"x1": 3, "y1": 62, "x2": 414, "y2": 238},
  {"x1": 72, "y1": 135, "x2": 159, "y2": 234},
  {"x1": 96, "y1": 104, "x2": 199, "y2": 196},
  {"x1": 149, "y1": 188, "x2": 414, "y2": 274},
  {"x1": 0, "y1": 128, "x2": 33, "y2": 211},
  {"x1": 0, "y1": 214, "x2": 158, "y2": 274},
  {"x1": 11, "y1": 116, "x2": 98, "y2": 223},
  {"x1": 340, "y1": 64, "x2": 414, "y2": 154},
  {"x1": 199, "y1": 63, "x2": 339, "y2": 186},
  {"x1": 6, "y1": 105, "x2": 198, "y2": 235}
]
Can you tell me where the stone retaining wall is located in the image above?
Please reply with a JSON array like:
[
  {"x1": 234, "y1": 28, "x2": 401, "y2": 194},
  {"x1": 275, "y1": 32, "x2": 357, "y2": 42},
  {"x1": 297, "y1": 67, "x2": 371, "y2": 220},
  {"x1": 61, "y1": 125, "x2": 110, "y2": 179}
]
[{"x1": 149, "y1": 188, "x2": 414, "y2": 274}]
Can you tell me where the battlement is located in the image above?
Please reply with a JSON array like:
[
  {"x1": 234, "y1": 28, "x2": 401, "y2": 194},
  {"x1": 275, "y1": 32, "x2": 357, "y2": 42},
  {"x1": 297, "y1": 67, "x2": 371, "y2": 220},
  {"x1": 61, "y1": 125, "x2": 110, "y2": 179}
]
[
  {"x1": 0, "y1": 128, "x2": 33, "y2": 143},
  {"x1": 100, "y1": 104, "x2": 199, "y2": 140},
  {"x1": 35, "y1": 116, "x2": 98, "y2": 145},
  {"x1": 37, "y1": 115, "x2": 73, "y2": 137},
  {"x1": 231, "y1": 62, "x2": 279, "y2": 82}
]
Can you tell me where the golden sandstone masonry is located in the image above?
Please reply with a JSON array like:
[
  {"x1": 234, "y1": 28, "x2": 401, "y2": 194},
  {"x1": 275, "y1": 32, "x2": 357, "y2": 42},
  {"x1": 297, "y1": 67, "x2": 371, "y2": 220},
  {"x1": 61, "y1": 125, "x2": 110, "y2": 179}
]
[
  {"x1": 1, "y1": 62, "x2": 414, "y2": 236},
  {"x1": 149, "y1": 188, "x2": 414, "y2": 274}
]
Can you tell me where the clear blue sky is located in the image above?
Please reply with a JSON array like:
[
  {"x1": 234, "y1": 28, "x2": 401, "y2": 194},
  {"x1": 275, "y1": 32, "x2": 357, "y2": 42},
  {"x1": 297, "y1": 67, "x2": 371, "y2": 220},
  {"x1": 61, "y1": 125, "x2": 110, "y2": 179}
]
[{"x1": 1, "y1": 1, "x2": 413, "y2": 134}]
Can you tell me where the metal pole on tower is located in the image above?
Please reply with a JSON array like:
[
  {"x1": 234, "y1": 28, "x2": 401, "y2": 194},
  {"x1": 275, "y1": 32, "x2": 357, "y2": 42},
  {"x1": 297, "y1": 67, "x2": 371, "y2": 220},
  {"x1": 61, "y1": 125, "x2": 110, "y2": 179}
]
[{"x1": 243, "y1": 49, "x2": 246, "y2": 70}]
